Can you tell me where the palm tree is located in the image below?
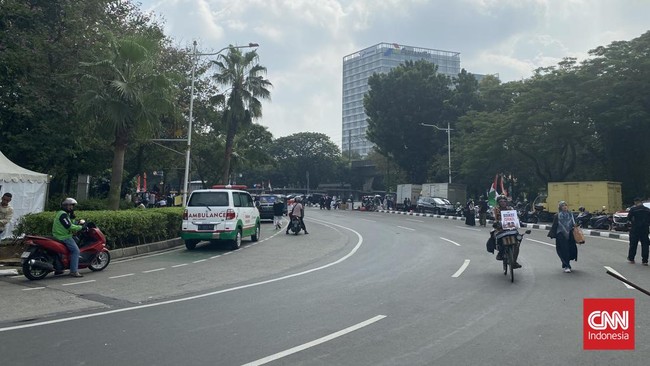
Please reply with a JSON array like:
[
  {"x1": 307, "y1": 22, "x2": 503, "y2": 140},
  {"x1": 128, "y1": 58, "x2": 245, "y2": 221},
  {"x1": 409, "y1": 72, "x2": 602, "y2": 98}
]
[
  {"x1": 212, "y1": 47, "x2": 272, "y2": 184},
  {"x1": 77, "y1": 35, "x2": 178, "y2": 210}
]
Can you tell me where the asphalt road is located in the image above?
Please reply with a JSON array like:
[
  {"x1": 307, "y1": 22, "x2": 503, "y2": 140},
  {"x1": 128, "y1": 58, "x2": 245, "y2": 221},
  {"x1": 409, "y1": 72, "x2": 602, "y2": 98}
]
[{"x1": 0, "y1": 208, "x2": 648, "y2": 365}]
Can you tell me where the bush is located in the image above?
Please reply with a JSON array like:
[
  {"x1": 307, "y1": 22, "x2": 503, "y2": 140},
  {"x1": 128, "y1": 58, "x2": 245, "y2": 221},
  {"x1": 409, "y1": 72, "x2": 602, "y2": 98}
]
[
  {"x1": 47, "y1": 196, "x2": 133, "y2": 211},
  {"x1": 13, "y1": 207, "x2": 184, "y2": 249}
]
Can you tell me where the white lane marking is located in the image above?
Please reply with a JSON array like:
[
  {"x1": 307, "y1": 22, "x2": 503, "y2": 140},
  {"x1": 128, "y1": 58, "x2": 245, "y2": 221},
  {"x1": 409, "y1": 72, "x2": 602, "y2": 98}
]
[
  {"x1": 604, "y1": 266, "x2": 635, "y2": 289},
  {"x1": 62, "y1": 280, "x2": 96, "y2": 286},
  {"x1": 142, "y1": 268, "x2": 165, "y2": 273},
  {"x1": 242, "y1": 315, "x2": 387, "y2": 366},
  {"x1": 360, "y1": 218, "x2": 376, "y2": 222},
  {"x1": 526, "y1": 238, "x2": 556, "y2": 248},
  {"x1": 455, "y1": 226, "x2": 481, "y2": 232},
  {"x1": 440, "y1": 237, "x2": 461, "y2": 247},
  {"x1": 109, "y1": 273, "x2": 134, "y2": 279},
  {"x1": 22, "y1": 287, "x2": 45, "y2": 291},
  {"x1": 193, "y1": 259, "x2": 207, "y2": 263},
  {"x1": 397, "y1": 225, "x2": 415, "y2": 231},
  {"x1": 114, "y1": 247, "x2": 185, "y2": 263},
  {"x1": 452, "y1": 260, "x2": 471, "y2": 278},
  {"x1": 0, "y1": 219, "x2": 364, "y2": 333},
  {"x1": 172, "y1": 263, "x2": 188, "y2": 268},
  {"x1": 210, "y1": 255, "x2": 221, "y2": 259},
  {"x1": 406, "y1": 218, "x2": 424, "y2": 223}
]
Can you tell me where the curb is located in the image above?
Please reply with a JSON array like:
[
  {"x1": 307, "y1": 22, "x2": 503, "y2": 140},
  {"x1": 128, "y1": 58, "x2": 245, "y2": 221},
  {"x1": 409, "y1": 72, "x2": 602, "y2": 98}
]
[{"x1": 375, "y1": 210, "x2": 629, "y2": 240}]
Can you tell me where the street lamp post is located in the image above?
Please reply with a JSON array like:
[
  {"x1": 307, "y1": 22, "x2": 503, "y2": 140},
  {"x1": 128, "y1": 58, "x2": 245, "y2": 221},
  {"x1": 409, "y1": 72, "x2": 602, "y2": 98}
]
[
  {"x1": 181, "y1": 41, "x2": 259, "y2": 206},
  {"x1": 420, "y1": 122, "x2": 453, "y2": 184}
]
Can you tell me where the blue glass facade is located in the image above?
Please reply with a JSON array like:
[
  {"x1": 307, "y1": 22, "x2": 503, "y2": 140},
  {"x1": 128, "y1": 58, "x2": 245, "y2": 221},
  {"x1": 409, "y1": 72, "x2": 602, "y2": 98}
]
[{"x1": 342, "y1": 43, "x2": 460, "y2": 157}]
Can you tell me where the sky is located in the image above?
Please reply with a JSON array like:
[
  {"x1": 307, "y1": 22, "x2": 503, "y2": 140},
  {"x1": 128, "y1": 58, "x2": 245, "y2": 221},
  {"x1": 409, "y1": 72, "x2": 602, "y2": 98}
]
[{"x1": 138, "y1": 0, "x2": 650, "y2": 147}]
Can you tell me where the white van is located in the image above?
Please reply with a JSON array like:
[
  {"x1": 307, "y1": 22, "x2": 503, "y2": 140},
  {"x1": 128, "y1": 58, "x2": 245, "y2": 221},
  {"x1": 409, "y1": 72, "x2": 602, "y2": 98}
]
[{"x1": 181, "y1": 186, "x2": 261, "y2": 250}]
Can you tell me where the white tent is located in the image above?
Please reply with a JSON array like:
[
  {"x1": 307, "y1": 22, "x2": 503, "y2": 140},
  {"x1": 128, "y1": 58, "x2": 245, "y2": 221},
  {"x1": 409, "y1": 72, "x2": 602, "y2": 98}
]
[{"x1": 0, "y1": 151, "x2": 49, "y2": 238}]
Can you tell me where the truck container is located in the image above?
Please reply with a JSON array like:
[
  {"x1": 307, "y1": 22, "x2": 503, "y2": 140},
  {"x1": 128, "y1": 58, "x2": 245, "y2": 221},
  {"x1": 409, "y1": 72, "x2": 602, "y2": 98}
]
[
  {"x1": 545, "y1": 181, "x2": 622, "y2": 213},
  {"x1": 420, "y1": 183, "x2": 467, "y2": 205},
  {"x1": 396, "y1": 184, "x2": 421, "y2": 208}
]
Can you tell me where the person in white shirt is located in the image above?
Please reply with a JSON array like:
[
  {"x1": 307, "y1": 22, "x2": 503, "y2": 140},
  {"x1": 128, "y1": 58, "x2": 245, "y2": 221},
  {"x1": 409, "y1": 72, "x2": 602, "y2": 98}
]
[{"x1": 0, "y1": 193, "x2": 14, "y2": 237}]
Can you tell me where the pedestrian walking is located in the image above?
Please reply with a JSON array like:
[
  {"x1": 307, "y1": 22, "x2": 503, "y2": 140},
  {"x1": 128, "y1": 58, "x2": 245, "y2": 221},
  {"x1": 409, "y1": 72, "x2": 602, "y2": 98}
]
[
  {"x1": 548, "y1": 201, "x2": 578, "y2": 273},
  {"x1": 626, "y1": 197, "x2": 650, "y2": 265},
  {"x1": 272, "y1": 197, "x2": 285, "y2": 230},
  {"x1": 478, "y1": 195, "x2": 488, "y2": 227},
  {"x1": 465, "y1": 198, "x2": 476, "y2": 226}
]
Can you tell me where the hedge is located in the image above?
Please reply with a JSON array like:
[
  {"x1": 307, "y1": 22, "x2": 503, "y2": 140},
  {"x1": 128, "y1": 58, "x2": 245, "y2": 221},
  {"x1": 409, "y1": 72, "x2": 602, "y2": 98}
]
[{"x1": 13, "y1": 207, "x2": 184, "y2": 249}]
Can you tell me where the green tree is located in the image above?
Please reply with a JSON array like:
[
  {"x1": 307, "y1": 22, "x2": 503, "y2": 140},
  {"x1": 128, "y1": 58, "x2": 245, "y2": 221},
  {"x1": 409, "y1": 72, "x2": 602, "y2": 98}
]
[
  {"x1": 365, "y1": 60, "x2": 454, "y2": 183},
  {"x1": 581, "y1": 31, "x2": 650, "y2": 199},
  {"x1": 77, "y1": 35, "x2": 179, "y2": 209},
  {"x1": 269, "y1": 133, "x2": 343, "y2": 189},
  {"x1": 211, "y1": 47, "x2": 272, "y2": 184}
]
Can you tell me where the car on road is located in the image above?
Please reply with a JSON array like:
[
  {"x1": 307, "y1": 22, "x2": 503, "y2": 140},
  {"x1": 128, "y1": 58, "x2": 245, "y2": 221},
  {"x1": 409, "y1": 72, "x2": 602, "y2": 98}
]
[
  {"x1": 256, "y1": 194, "x2": 285, "y2": 221},
  {"x1": 612, "y1": 201, "x2": 650, "y2": 231},
  {"x1": 416, "y1": 196, "x2": 455, "y2": 215},
  {"x1": 181, "y1": 185, "x2": 261, "y2": 250}
]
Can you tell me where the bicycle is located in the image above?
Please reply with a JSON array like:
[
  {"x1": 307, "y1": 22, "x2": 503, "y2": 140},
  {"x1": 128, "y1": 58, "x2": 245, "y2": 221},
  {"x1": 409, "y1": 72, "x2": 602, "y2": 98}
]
[{"x1": 495, "y1": 229, "x2": 531, "y2": 282}]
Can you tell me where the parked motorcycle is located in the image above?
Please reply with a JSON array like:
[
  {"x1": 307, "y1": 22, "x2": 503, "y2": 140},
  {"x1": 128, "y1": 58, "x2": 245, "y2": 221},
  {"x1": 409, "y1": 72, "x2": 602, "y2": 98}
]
[
  {"x1": 20, "y1": 222, "x2": 111, "y2": 280},
  {"x1": 589, "y1": 208, "x2": 612, "y2": 230}
]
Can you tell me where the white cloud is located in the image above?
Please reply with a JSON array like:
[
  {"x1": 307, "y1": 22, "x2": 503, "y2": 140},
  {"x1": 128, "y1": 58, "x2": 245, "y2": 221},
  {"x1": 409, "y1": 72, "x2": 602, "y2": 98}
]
[{"x1": 140, "y1": 0, "x2": 650, "y2": 147}]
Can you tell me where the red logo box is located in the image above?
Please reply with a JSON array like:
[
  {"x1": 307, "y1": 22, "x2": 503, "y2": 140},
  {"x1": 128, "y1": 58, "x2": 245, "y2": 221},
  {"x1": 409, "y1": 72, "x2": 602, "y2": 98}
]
[{"x1": 583, "y1": 298, "x2": 635, "y2": 350}]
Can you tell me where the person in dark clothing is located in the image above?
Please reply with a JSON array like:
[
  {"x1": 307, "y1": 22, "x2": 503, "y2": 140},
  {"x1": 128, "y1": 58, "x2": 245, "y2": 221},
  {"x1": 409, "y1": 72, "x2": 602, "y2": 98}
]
[
  {"x1": 272, "y1": 198, "x2": 285, "y2": 229},
  {"x1": 465, "y1": 199, "x2": 476, "y2": 226},
  {"x1": 548, "y1": 201, "x2": 578, "y2": 273},
  {"x1": 478, "y1": 196, "x2": 488, "y2": 227},
  {"x1": 627, "y1": 197, "x2": 650, "y2": 265}
]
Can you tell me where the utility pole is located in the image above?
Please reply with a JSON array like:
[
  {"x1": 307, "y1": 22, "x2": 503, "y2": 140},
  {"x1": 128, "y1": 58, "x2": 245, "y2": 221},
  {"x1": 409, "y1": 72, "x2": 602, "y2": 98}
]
[{"x1": 420, "y1": 122, "x2": 453, "y2": 183}]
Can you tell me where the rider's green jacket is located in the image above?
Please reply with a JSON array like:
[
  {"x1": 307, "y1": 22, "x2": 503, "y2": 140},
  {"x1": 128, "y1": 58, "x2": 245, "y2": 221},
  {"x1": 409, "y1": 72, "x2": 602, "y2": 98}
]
[{"x1": 52, "y1": 210, "x2": 82, "y2": 240}]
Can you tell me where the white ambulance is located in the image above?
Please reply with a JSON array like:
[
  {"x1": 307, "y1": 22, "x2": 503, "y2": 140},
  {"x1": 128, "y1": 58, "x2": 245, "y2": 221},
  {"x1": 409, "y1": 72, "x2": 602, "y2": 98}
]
[{"x1": 181, "y1": 185, "x2": 261, "y2": 250}]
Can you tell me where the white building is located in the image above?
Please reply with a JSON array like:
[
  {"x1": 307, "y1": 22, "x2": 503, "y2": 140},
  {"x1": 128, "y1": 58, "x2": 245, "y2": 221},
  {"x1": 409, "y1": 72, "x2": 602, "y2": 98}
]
[{"x1": 342, "y1": 43, "x2": 461, "y2": 157}]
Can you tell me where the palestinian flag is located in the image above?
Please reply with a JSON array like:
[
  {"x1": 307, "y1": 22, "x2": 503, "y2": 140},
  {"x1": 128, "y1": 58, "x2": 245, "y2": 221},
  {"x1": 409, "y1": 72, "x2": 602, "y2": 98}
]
[{"x1": 487, "y1": 174, "x2": 499, "y2": 207}]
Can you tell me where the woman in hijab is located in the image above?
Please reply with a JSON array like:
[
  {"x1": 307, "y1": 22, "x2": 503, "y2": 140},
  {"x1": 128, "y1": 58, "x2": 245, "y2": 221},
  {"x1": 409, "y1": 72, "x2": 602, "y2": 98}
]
[
  {"x1": 548, "y1": 201, "x2": 578, "y2": 272},
  {"x1": 465, "y1": 199, "x2": 476, "y2": 226}
]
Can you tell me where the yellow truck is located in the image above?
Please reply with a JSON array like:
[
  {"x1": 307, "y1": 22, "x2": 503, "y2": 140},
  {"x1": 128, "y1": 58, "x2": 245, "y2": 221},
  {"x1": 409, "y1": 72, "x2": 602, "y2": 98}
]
[{"x1": 545, "y1": 181, "x2": 623, "y2": 213}]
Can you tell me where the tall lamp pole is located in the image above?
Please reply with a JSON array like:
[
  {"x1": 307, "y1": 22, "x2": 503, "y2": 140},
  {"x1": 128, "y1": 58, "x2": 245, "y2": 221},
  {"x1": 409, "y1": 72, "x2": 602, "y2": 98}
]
[
  {"x1": 420, "y1": 122, "x2": 453, "y2": 184},
  {"x1": 182, "y1": 41, "x2": 259, "y2": 206}
]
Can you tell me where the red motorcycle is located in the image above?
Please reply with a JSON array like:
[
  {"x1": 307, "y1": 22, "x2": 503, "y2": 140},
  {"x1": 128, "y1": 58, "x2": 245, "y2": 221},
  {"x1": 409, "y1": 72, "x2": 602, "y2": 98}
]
[{"x1": 20, "y1": 222, "x2": 111, "y2": 280}]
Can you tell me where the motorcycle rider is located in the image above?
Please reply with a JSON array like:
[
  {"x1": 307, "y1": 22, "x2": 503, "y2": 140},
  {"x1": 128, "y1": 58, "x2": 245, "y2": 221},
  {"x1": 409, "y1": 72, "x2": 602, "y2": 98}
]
[
  {"x1": 52, "y1": 197, "x2": 84, "y2": 277},
  {"x1": 576, "y1": 206, "x2": 590, "y2": 228},
  {"x1": 286, "y1": 196, "x2": 308, "y2": 234},
  {"x1": 491, "y1": 195, "x2": 522, "y2": 268}
]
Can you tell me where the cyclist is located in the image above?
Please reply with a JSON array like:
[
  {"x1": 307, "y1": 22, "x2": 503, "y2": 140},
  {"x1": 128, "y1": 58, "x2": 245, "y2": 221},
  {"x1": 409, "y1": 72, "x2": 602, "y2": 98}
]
[{"x1": 491, "y1": 195, "x2": 522, "y2": 268}]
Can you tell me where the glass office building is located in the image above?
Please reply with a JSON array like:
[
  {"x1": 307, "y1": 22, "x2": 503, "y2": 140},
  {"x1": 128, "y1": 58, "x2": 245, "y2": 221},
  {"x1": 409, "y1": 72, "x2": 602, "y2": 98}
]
[{"x1": 342, "y1": 43, "x2": 461, "y2": 157}]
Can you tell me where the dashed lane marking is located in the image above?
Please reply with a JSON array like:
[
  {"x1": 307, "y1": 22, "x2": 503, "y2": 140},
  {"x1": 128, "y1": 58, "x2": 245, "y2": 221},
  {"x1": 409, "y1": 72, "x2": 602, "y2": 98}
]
[
  {"x1": 604, "y1": 266, "x2": 635, "y2": 289},
  {"x1": 397, "y1": 225, "x2": 415, "y2": 231},
  {"x1": 440, "y1": 237, "x2": 461, "y2": 247},
  {"x1": 452, "y1": 260, "x2": 471, "y2": 278}
]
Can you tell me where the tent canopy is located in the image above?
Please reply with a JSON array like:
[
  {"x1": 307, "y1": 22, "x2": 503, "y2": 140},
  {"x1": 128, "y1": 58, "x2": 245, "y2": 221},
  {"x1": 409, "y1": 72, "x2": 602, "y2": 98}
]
[
  {"x1": 0, "y1": 151, "x2": 49, "y2": 238},
  {"x1": 0, "y1": 151, "x2": 48, "y2": 183}
]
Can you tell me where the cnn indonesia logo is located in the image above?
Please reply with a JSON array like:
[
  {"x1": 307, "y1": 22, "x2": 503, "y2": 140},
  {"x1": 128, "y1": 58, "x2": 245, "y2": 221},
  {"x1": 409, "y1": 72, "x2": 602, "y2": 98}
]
[{"x1": 583, "y1": 298, "x2": 635, "y2": 350}]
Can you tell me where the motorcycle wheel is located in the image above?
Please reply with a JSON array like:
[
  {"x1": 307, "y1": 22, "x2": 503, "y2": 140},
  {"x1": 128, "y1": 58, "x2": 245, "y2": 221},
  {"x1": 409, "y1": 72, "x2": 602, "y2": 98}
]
[
  {"x1": 22, "y1": 252, "x2": 51, "y2": 281},
  {"x1": 89, "y1": 251, "x2": 111, "y2": 271}
]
